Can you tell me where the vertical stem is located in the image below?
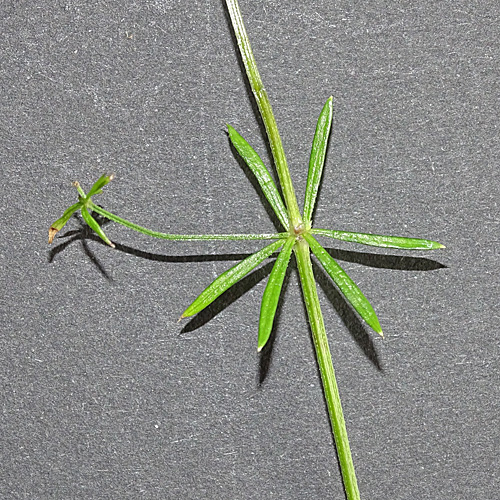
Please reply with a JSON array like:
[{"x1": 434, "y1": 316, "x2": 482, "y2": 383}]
[
  {"x1": 295, "y1": 239, "x2": 360, "y2": 500},
  {"x1": 226, "y1": 1, "x2": 361, "y2": 497},
  {"x1": 225, "y1": 0, "x2": 302, "y2": 227}
]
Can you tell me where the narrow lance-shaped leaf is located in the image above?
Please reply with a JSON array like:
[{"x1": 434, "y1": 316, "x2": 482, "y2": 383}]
[
  {"x1": 80, "y1": 206, "x2": 115, "y2": 248},
  {"x1": 48, "y1": 202, "x2": 82, "y2": 244},
  {"x1": 304, "y1": 233, "x2": 383, "y2": 337},
  {"x1": 227, "y1": 124, "x2": 289, "y2": 229},
  {"x1": 257, "y1": 236, "x2": 295, "y2": 352},
  {"x1": 311, "y1": 229, "x2": 445, "y2": 250},
  {"x1": 87, "y1": 173, "x2": 115, "y2": 198},
  {"x1": 303, "y1": 97, "x2": 333, "y2": 225},
  {"x1": 181, "y1": 239, "x2": 284, "y2": 319}
]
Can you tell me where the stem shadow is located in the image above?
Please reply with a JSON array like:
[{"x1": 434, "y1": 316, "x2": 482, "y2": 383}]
[
  {"x1": 50, "y1": 219, "x2": 281, "y2": 343},
  {"x1": 48, "y1": 212, "x2": 264, "y2": 265},
  {"x1": 49, "y1": 213, "x2": 446, "y2": 374}
]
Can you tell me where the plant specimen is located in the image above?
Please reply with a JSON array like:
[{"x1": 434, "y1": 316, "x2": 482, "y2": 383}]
[{"x1": 49, "y1": 1, "x2": 444, "y2": 498}]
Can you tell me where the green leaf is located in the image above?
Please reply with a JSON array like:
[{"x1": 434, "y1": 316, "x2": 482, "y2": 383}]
[
  {"x1": 304, "y1": 233, "x2": 383, "y2": 336},
  {"x1": 181, "y1": 239, "x2": 284, "y2": 319},
  {"x1": 48, "y1": 202, "x2": 82, "y2": 244},
  {"x1": 227, "y1": 124, "x2": 289, "y2": 229},
  {"x1": 303, "y1": 97, "x2": 333, "y2": 225},
  {"x1": 81, "y1": 206, "x2": 115, "y2": 248},
  {"x1": 257, "y1": 236, "x2": 295, "y2": 351},
  {"x1": 87, "y1": 173, "x2": 115, "y2": 198},
  {"x1": 312, "y1": 229, "x2": 445, "y2": 250}
]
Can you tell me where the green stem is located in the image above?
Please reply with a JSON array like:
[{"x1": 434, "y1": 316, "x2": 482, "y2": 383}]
[
  {"x1": 294, "y1": 238, "x2": 360, "y2": 500},
  {"x1": 90, "y1": 203, "x2": 286, "y2": 241},
  {"x1": 225, "y1": 0, "x2": 302, "y2": 228}
]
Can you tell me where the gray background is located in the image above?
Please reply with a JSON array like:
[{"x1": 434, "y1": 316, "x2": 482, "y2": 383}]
[{"x1": 1, "y1": 1, "x2": 498, "y2": 499}]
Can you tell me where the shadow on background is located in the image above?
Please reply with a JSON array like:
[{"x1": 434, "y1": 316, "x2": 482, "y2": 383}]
[
  {"x1": 257, "y1": 266, "x2": 292, "y2": 385},
  {"x1": 312, "y1": 260, "x2": 383, "y2": 371},
  {"x1": 48, "y1": 213, "x2": 114, "y2": 281},
  {"x1": 48, "y1": 211, "x2": 446, "y2": 378},
  {"x1": 179, "y1": 260, "x2": 274, "y2": 333},
  {"x1": 323, "y1": 246, "x2": 447, "y2": 272}
]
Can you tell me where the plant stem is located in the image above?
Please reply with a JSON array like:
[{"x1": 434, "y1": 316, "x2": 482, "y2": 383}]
[
  {"x1": 90, "y1": 203, "x2": 286, "y2": 241},
  {"x1": 227, "y1": 1, "x2": 361, "y2": 497},
  {"x1": 295, "y1": 238, "x2": 360, "y2": 500},
  {"x1": 225, "y1": 0, "x2": 302, "y2": 228}
]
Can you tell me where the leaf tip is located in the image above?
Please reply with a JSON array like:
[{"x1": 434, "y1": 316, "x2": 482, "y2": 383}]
[
  {"x1": 48, "y1": 227, "x2": 58, "y2": 244},
  {"x1": 438, "y1": 243, "x2": 446, "y2": 249},
  {"x1": 257, "y1": 339, "x2": 269, "y2": 352}
]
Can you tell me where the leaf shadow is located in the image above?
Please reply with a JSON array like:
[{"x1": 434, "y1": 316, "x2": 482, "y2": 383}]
[
  {"x1": 48, "y1": 212, "x2": 114, "y2": 281},
  {"x1": 322, "y1": 246, "x2": 447, "y2": 271},
  {"x1": 49, "y1": 211, "x2": 446, "y2": 376},
  {"x1": 258, "y1": 266, "x2": 292, "y2": 385},
  {"x1": 312, "y1": 260, "x2": 383, "y2": 371},
  {"x1": 308, "y1": 245, "x2": 446, "y2": 371},
  {"x1": 179, "y1": 260, "x2": 275, "y2": 333}
]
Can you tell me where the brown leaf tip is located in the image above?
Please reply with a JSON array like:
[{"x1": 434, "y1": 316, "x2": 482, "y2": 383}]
[{"x1": 48, "y1": 227, "x2": 58, "y2": 244}]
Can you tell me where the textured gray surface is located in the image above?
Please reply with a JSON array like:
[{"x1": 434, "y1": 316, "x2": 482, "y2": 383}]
[{"x1": 1, "y1": 1, "x2": 499, "y2": 499}]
